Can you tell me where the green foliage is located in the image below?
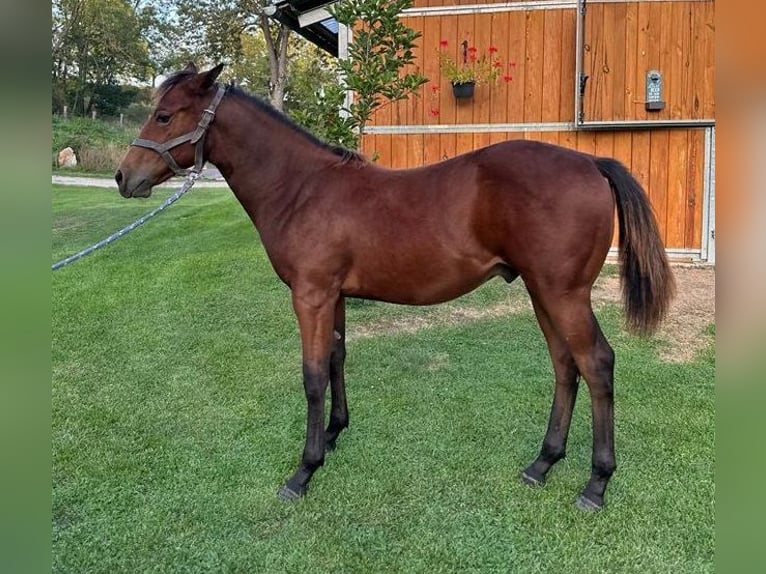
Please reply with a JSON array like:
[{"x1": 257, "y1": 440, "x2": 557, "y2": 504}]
[
  {"x1": 52, "y1": 116, "x2": 133, "y2": 156},
  {"x1": 52, "y1": 186, "x2": 713, "y2": 572},
  {"x1": 290, "y1": 82, "x2": 358, "y2": 150},
  {"x1": 52, "y1": 0, "x2": 150, "y2": 115},
  {"x1": 52, "y1": 116, "x2": 135, "y2": 171},
  {"x1": 332, "y1": 0, "x2": 429, "y2": 134}
]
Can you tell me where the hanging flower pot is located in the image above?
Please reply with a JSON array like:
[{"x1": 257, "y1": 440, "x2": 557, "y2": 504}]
[{"x1": 452, "y1": 81, "x2": 475, "y2": 100}]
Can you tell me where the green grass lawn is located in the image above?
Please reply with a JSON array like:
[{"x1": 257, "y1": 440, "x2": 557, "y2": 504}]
[{"x1": 52, "y1": 185, "x2": 714, "y2": 573}]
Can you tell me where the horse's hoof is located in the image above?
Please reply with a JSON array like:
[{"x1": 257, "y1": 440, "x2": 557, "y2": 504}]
[
  {"x1": 575, "y1": 494, "x2": 603, "y2": 512},
  {"x1": 520, "y1": 470, "x2": 545, "y2": 487},
  {"x1": 277, "y1": 484, "x2": 305, "y2": 502}
]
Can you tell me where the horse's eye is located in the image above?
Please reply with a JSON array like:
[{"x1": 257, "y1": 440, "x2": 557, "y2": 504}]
[{"x1": 155, "y1": 112, "x2": 172, "y2": 125}]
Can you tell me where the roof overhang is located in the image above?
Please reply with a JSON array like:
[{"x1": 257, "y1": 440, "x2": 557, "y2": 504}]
[{"x1": 266, "y1": 1, "x2": 339, "y2": 57}]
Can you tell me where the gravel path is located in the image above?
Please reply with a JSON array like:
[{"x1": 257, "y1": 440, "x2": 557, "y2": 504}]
[{"x1": 52, "y1": 172, "x2": 230, "y2": 189}]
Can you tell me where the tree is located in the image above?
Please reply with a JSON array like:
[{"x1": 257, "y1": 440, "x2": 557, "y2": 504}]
[
  {"x1": 135, "y1": 0, "x2": 198, "y2": 86},
  {"x1": 175, "y1": 0, "x2": 291, "y2": 110},
  {"x1": 52, "y1": 0, "x2": 150, "y2": 115},
  {"x1": 332, "y1": 0, "x2": 428, "y2": 138}
]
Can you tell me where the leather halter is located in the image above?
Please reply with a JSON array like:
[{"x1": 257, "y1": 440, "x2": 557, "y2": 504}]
[{"x1": 130, "y1": 85, "x2": 227, "y2": 176}]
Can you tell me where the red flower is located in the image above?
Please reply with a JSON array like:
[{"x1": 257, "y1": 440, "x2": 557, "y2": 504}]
[
  {"x1": 493, "y1": 60, "x2": 503, "y2": 68},
  {"x1": 469, "y1": 53, "x2": 477, "y2": 62},
  {"x1": 509, "y1": 62, "x2": 517, "y2": 68},
  {"x1": 431, "y1": 85, "x2": 440, "y2": 93},
  {"x1": 488, "y1": 46, "x2": 498, "y2": 54},
  {"x1": 439, "y1": 39, "x2": 448, "y2": 47},
  {"x1": 429, "y1": 107, "x2": 440, "y2": 117},
  {"x1": 502, "y1": 74, "x2": 513, "y2": 83},
  {"x1": 467, "y1": 46, "x2": 478, "y2": 53}
]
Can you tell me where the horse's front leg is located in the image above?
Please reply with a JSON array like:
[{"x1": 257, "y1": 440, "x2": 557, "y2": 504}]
[{"x1": 278, "y1": 289, "x2": 337, "y2": 501}]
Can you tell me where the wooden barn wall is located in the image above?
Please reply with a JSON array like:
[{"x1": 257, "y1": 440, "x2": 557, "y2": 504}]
[
  {"x1": 361, "y1": 128, "x2": 706, "y2": 252},
  {"x1": 364, "y1": 1, "x2": 714, "y2": 128},
  {"x1": 582, "y1": 1, "x2": 715, "y2": 122},
  {"x1": 357, "y1": 0, "x2": 714, "y2": 256}
]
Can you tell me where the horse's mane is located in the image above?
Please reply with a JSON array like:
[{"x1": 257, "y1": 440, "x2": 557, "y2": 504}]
[
  {"x1": 155, "y1": 70, "x2": 366, "y2": 166},
  {"x1": 227, "y1": 84, "x2": 366, "y2": 166}
]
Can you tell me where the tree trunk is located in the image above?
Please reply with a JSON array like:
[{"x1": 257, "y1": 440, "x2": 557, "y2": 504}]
[{"x1": 259, "y1": 14, "x2": 290, "y2": 111}]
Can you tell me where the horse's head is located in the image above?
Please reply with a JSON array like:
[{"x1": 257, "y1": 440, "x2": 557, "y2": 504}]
[{"x1": 115, "y1": 63, "x2": 224, "y2": 198}]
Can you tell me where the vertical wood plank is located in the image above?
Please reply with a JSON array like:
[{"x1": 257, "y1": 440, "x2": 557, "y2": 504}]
[
  {"x1": 666, "y1": 2, "x2": 684, "y2": 120},
  {"x1": 594, "y1": 131, "x2": 615, "y2": 161},
  {"x1": 599, "y1": 3, "x2": 616, "y2": 120},
  {"x1": 665, "y1": 129, "x2": 688, "y2": 247},
  {"x1": 523, "y1": 10, "x2": 545, "y2": 123},
  {"x1": 559, "y1": 129, "x2": 577, "y2": 151},
  {"x1": 490, "y1": 11, "x2": 511, "y2": 125},
  {"x1": 678, "y1": 4, "x2": 693, "y2": 122},
  {"x1": 630, "y1": 130, "x2": 651, "y2": 194},
  {"x1": 360, "y1": 134, "x2": 375, "y2": 159},
  {"x1": 624, "y1": 2, "x2": 640, "y2": 120},
  {"x1": 439, "y1": 14, "x2": 459, "y2": 126},
  {"x1": 539, "y1": 132, "x2": 560, "y2": 146},
  {"x1": 456, "y1": 132, "x2": 474, "y2": 156},
  {"x1": 507, "y1": 11, "x2": 527, "y2": 123},
  {"x1": 559, "y1": 9, "x2": 577, "y2": 122},
  {"x1": 583, "y1": 2, "x2": 604, "y2": 121},
  {"x1": 541, "y1": 9, "x2": 563, "y2": 123},
  {"x1": 376, "y1": 134, "x2": 392, "y2": 167},
  {"x1": 474, "y1": 132, "x2": 491, "y2": 152},
  {"x1": 408, "y1": 16, "x2": 425, "y2": 127},
  {"x1": 686, "y1": 128, "x2": 705, "y2": 249},
  {"x1": 474, "y1": 13, "x2": 493, "y2": 126},
  {"x1": 690, "y1": 1, "x2": 705, "y2": 119},
  {"x1": 440, "y1": 132, "x2": 456, "y2": 160},
  {"x1": 634, "y1": 1, "x2": 652, "y2": 122},
  {"x1": 422, "y1": 13, "x2": 441, "y2": 125},
  {"x1": 489, "y1": 131, "x2": 508, "y2": 145},
  {"x1": 455, "y1": 13, "x2": 475, "y2": 125},
  {"x1": 608, "y1": 3, "x2": 628, "y2": 121},
  {"x1": 576, "y1": 130, "x2": 597, "y2": 157},
  {"x1": 656, "y1": 1, "x2": 672, "y2": 122},
  {"x1": 702, "y1": 1, "x2": 715, "y2": 118},
  {"x1": 423, "y1": 133, "x2": 441, "y2": 165},
  {"x1": 612, "y1": 131, "x2": 633, "y2": 170},
  {"x1": 406, "y1": 133, "x2": 424, "y2": 169},
  {"x1": 648, "y1": 129, "x2": 669, "y2": 244}
]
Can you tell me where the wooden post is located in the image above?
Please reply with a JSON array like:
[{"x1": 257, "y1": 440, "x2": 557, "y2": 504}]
[
  {"x1": 63, "y1": 106, "x2": 68, "y2": 120},
  {"x1": 92, "y1": 109, "x2": 96, "y2": 120},
  {"x1": 120, "y1": 113, "x2": 124, "y2": 126}
]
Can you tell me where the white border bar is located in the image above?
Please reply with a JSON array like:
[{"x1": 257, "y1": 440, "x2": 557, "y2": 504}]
[
  {"x1": 363, "y1": 122, "x2": 574, "y2": 134},
  {"x1": 700, "y1": 126, "x2": 715, "y2": 263},
  {"x1": 401, "y1": 0, "x2": 711, "y2": 18}
]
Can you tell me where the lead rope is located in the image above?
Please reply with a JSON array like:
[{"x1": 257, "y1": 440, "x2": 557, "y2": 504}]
[{"x1": 52, "y1": 171, "x2": 200, "y2": 272}]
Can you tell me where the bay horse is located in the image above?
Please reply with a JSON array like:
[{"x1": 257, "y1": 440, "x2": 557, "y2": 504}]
[{"x1": 116, "y1": 64, "x2": 675, "y2": 510}]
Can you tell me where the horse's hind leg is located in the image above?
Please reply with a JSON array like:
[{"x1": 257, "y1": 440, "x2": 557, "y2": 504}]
[
  {"x1": 527, "y1": 288, "x2": 616, "y2": 510},
  {"x1": 521, "y1": 292, "x2": 580, "y2": 486},
  {"x1": 326, "y1": 297, "x2": 349, "y2": 451}
]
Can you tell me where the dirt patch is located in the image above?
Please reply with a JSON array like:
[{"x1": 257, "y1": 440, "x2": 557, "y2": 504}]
[{"x1": 350, "y1": 265, "x2": 715, "y2": 363}]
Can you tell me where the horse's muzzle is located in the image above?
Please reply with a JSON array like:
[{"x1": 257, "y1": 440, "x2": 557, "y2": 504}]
[{"x1": 115, "y1": 169, "x2": 153, "y2": 198}]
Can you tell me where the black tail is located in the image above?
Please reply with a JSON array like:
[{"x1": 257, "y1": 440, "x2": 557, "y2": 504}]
[{"x1": 595, "y1": 157, "x2": 676, "y2": 336}]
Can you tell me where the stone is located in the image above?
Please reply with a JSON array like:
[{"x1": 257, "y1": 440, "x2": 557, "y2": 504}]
[{"x1": 58, "y1": 147, "x2": 77, "y2": 168}]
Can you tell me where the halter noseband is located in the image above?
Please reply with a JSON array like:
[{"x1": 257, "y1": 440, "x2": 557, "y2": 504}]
[{"x1": 130, "y1": 85, "x2": 227, "y2": 177}]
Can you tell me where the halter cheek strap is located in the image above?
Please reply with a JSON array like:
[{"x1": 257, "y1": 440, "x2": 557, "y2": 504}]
[{"x1": 131, "y1": 85, "x2": 227, "y2": 176}]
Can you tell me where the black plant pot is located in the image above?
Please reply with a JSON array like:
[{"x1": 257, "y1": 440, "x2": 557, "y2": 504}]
[{"x1": 451, "y1": 81, "x2": 475, "y2": 100}]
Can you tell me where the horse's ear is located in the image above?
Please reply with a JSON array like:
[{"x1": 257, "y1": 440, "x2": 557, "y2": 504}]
[
  {"x1": 183, "y1": 62, "x2": 198, "y2": 74},
  {"x1": 200, "y1": 63, "x2": 224, "y2": 89}
]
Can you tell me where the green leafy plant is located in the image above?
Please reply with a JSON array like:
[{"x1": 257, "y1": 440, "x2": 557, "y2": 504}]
[{"x1": 332, "y1": 0, "x2": 429, "y2": 143}]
